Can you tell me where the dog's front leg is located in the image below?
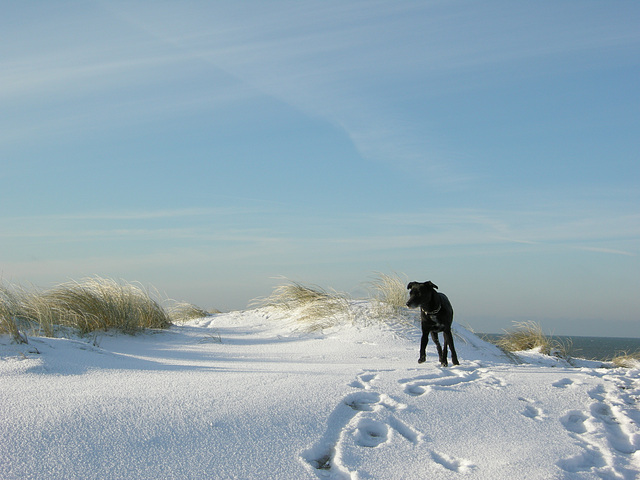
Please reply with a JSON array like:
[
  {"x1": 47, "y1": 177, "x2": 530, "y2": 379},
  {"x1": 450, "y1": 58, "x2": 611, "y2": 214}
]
[{"x1": 419, "y1": 322, "x2": 431, "y2": 363}]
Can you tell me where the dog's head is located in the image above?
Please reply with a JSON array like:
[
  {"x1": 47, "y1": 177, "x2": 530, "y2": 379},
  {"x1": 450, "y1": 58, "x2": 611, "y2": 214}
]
[{"x1": 406, "y1": 281, "x2": 438, "y2": 308}]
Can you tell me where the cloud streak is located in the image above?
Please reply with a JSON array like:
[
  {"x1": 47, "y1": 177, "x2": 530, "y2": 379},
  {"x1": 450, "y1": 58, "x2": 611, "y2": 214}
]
[
  {"x1": 109, "y1": 1, "x2": 639, "y2": 185},
  {"x1": 574, "y1": 246, "x2": 636, "y2": 257},
  {"x1": 4, "y1": 1, "x2": 637, "y2": 185},
  {"x1": 3, "y1": 205, "x2": 637, "y2": 258}
]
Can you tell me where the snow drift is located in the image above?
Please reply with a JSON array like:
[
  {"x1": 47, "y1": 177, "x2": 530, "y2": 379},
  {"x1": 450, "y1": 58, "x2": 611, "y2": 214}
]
[{"x1": 1, "y1": 303, "x2": 638, "y2": 479}]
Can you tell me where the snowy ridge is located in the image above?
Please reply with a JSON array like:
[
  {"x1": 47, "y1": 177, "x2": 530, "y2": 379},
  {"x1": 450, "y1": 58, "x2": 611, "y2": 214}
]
[{"x1": 1, "y1": 303, "x2": 639, "y2": 479}]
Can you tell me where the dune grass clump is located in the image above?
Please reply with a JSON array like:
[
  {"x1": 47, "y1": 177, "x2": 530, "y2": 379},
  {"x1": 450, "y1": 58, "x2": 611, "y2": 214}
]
[
  {"x1": 611, "y1": 351, "x2": 640, "y2": 368},
  {"x1": 0, "y1": 285, "x2": 27, "y2": 343},
  {"x1": 0, "y1": 277, "x2": 224, "y2": 340},
  {"x1": 14, "y1": 289, "x2": 62, "y2": 338},
  {"x1": 497, "y1": 321, "x2": 571, "y2": 357},
  {"x1": 366, "y1": 272, "x2": 408, "y2": 312},
  {"x1": 167, "y1": 302, "x2": 217, "y2": 323},
  {"x1": 362, "y1": 272, "x2": 418, "y2": 335},
  {"x1": 0, "y1": 283, "x2": 59, "y2": 341},
  {"x1": 43, "y1": 277, "x2": 172, "y2": 334},
  {"x1": 256, "y1": 281, "x2": 353, "y2": 331},
  {"x1": 498, "y1": 321, "x2": 551, "y2": 353}
]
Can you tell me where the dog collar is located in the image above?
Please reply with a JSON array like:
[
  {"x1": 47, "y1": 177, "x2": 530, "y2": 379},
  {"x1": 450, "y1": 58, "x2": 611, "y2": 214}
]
[{"x1": 422, "y1": 305, "x2": 441, "y2": 316}]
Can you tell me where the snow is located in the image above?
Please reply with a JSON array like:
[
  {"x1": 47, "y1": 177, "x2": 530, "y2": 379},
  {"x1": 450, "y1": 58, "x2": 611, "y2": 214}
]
[{"x1": 1, "y1": 303, "x2": 639, "y2": 480}]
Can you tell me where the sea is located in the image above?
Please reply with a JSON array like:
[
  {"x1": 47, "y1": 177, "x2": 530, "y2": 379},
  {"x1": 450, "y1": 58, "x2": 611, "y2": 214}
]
[{"x1": 479, "y1": 334, "x2": 640, "y2": 362}]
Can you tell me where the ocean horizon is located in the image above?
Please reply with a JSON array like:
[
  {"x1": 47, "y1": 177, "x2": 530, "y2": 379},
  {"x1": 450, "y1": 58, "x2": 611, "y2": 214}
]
[{"x1": 479, "y1": 333, "x2": 640, "y2": 362}]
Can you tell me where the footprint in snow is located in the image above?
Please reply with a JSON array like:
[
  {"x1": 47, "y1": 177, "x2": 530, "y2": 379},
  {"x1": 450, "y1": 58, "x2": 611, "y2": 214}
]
[
  {"x1": 431, "y1": 451, "x2": 477, "y2": 474},
  {"x1": 354, "y1": 418, "x2": 389, "y2": 448},
  {"x1": 558, "y1": 381, "x2": 640, "y2": 479},
  {"x1": 349, "y1": 370, "x2": 379, "y2": 390},
  {"x1": 552, "y1": 378, "x2": 575, "y2": 388},
  {"x1": 398, "y1": 367, "x2": 505, "y2": 396},
  {"x1": 589, "y1": 401, "x2": 637, "y2": 455},
  {"x1": 399, "y1": 371, "x2": 478, "y2": 396},
  {"x1": 560, "y1": 410, "x2": 589, "y2": 434},
  {"x1": 302, "y1": 373, "x2": 422, "y2": 478},
  {"x1": 518, "y1": 398, "x2": 546, "y2": 421},
  {"x1": 521, "y1": 404, "x2": 546, "y2": 421}
]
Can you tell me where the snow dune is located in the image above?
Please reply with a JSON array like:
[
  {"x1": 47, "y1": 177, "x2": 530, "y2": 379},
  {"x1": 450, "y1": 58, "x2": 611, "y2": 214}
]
[{"x1": 1, "y1": 304, "x2": 639, "y2": 479}]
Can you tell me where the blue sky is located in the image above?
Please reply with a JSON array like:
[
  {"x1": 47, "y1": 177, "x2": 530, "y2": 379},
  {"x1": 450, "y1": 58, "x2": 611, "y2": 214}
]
[{"x1": 1, "y1": 1, "x2": 638, "y2": 336}]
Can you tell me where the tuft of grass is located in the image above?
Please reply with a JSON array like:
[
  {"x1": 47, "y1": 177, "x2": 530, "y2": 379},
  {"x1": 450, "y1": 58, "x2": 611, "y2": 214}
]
[
  {"x1": 255, "y1": 281, "x2": 353, "y2": 331},
  {"x1": 198, "y1": 331, "x2": 222, "y2": 344},
  {"x1": 167, "y1": 302, "x2": 214, "y2": 323},
  {"x1": 43, "y1": 277, "x2": 172, "y2": 334},
  {"x1": 0, "y1": 283, "x2": 39, "y2": 343},
  {"x1": 0, "y1": 278, "x2": 220, "y2": 339},
  {"x1": 1, "y1": 287, "x2": 24, "y2": 343},
  {"x1": 16, "y1": 289, "x2": 61, "y2": 338},
  {"x1": 497, "y1": 321, "x2": 571, "y2": 357},
  {"x1": 366, "y1": 272, "x2": 408, "y2": 311},
  {"x1": 362, "y1": 272, "x2": 416, "y2": 334},
  {"x1": 611, "y1": 351, "x2": 640, "y2": 368}
]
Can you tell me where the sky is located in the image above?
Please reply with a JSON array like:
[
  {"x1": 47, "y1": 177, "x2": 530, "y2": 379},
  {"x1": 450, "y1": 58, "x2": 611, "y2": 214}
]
[{"x1": 1, "y1": 1, "x2": 639, "y2": 337}]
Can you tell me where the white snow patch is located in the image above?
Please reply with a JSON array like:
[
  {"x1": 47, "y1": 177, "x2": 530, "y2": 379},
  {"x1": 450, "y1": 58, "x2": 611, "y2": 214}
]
[{"x1": 1, "y1": 303, "x2": 639, "y2": 479}]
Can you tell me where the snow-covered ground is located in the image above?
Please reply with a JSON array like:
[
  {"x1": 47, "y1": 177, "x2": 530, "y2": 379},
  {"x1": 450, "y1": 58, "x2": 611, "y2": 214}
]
[{"x1": 1, "y1": 303, "x2": 639, "y2": 479}]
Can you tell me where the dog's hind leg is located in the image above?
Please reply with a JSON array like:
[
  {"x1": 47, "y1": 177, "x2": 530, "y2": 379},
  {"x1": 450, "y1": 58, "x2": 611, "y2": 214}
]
[
  {"x1": 432, "y1": 331, "x2": 447, "y2": 366},
  {"x1": 443, "y1": 330, "x2": 459, "y2": 366}
]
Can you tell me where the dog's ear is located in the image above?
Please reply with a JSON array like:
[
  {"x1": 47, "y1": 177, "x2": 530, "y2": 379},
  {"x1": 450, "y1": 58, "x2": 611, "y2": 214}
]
[
  {"x1": 426, "y1": 281, "x2": 438, "y2": 290},
  {"x1": 407, "y1": 282, "x2": 417, "y2": 290}
]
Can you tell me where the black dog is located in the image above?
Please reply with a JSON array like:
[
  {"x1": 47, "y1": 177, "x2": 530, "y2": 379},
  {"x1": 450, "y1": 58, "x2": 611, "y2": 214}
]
[{"x1": 406, "y1": 281, "x2": 459, "y2": 366}]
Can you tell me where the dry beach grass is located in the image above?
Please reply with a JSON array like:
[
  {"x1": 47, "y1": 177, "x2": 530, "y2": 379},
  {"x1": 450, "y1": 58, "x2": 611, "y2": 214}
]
[
  {"x1": 496, "y1": 320, "x2": 572, "y2": 358},
  {"x1": 255, "y1": 274, "x2": 416, "y2": 332},
  {"x1": 366, "y1": 272, "x2": 408, "y2": 311},
  {"x1": 612, "y1": 351, "x2": 640, "y2": 368},
  {"x1": 0, "y1": 277, "x2": 174, "y2": 340},
  {"x1": 254, "y1": 281, "x2": 354, "y2": 331}
]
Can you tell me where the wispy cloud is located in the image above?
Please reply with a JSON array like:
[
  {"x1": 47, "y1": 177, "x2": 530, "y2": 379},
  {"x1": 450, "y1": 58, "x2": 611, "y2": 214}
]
[
  {"x1": 1, "y1": 206, "x2": 259, "y2": 227},
  {"x1": 104, "y1": 1, "x2": 638, "y2": 188},
  {"x1": 4, "y1": 205, "x2": 636, "y2": 252},
  {"x1": 38, "y1": 207, "x2": 259, "y2": 221},
  {"x1": 4, "y1": 2, "x2": 637, "y2": 186},
  {"x1": 574, "y1": 246, "x2": 636, "y2": 257}
]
